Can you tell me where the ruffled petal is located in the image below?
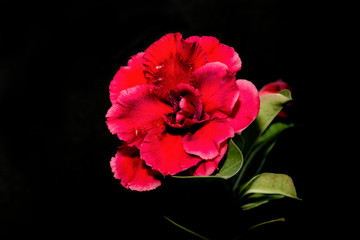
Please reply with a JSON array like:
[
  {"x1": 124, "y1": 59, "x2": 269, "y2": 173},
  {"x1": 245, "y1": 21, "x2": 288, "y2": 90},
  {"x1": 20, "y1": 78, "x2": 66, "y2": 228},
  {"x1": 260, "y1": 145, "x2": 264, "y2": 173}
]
[
  {"x1": 227, "y1": 80, "x2": 260, "y2": 133},
  {"x1": 192, "y1": 141, "x2": 228, "y2": 176},
  {"x1": 140, "y1": 127, "x2": 202, "y2": 176},
  {"x1": 109, "y1": 52, "x2": 147, "y2": 104},
  {"x1": 182, "y1": 119, "x2": 234, "y2": 160},
  {"x1": 143, "y1": 33, "x2": 207, "y2": 92},
  {"x1": 106, "y1": 85, "x2": 172, "y2": 147},
  {"x1": 176, "y1": 83, "x2": 203, "y2": 121},
  {"x1": 190, "y1": 62, "x2": 239, "y2": 117},
  {"x1": 163, "y1": 83, "x2": 204, "y2": 129},
  {"x1": 186, "y1": 36, "x2": 241, "y2": 73},
  {"x1": 110, "y1": 145, "x2": 162, "y2": 191}
]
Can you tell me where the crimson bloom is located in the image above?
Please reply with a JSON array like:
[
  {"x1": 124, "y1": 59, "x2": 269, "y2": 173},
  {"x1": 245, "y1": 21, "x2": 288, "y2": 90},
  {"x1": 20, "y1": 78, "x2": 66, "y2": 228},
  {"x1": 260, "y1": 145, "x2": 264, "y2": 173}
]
[{"x1": 106, "y1": 33, "x2": 260, "y2": 191}]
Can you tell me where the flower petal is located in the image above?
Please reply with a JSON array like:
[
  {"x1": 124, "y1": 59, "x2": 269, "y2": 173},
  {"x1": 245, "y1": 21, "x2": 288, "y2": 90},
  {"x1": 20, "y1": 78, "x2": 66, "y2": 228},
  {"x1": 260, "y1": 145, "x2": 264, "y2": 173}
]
[
  {"x1": 109, "y1": 52, "x2": 147, "y2": 104},
  {"x1": 190, "y1": 62, "x2": 239, "y2": 117},
  {"x1": 176, "y1": 83, "x2": 203, "y2": 121},
  {"x1": 163, "y1": 83, "x2": 204, "y2": 129},
  {"x1": 110, "y1": 145, "x2": 162, "y2": 191},
  {"x1": 186, "y1": 36, "x2": 241, "y2": 73},
  {"x1": 143, "y1": 33, "x2": 207, "y2": 92},
  {"x1": 192, "y1": 141, "x2": 228, "y2": 176},
  {"x1": 140, "y1": 127, "x2": 202, "y2": 176},
  {"x1": 182, "y1": 119, "x2": 234, "y2": 160},
  {"x1": 227, "y1": 80, "x2": 260, "y2": 133},
  {"x1": 106, "y1": 85, "x2": 172, "y2": 147}
]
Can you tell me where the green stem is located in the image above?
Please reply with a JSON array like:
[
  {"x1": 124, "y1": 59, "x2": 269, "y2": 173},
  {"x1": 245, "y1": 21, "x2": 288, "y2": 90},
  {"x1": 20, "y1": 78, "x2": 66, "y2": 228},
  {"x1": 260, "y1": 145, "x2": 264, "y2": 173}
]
[
  {"x1": 232, "y1": 218, "x2": 285, "y2": 240},
  {"x1": 163, "y1": 216, "x2": 210, "y2": 240},
  {"x1": 231, "y1": 141, "x2": 259, "y2": 192},
  {"x1": 248, "y1": 217, "x2": 285, "y2": 230}
]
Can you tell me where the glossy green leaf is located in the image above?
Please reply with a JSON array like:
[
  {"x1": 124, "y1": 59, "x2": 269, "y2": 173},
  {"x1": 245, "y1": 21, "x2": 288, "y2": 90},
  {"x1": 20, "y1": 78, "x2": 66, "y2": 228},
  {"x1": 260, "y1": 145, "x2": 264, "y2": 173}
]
[
  {"x1": 240, "y1": 90, "x2": 292, "y2": 156},
  {"x1": 256, "y1": 90, "x2": 292, "y2": 134},
  {"x1": 254, "y1": 122, "x2": 294, "y2": 149},
  {"x1": 215, "y1": 139, "x2": 243, "y2": 179},
  {"x1": 232, "y1": 133, "x2": 245, "y2": 152},
  {"x1": 234, "y1": 122, "x2": 294, "y2": 186},
  {"x1": 240, "y1": 194, "x2": 284, "y2": 210},
  {"x1": 238, "y1": 173, "x2": 300, "y2": 210},
  {"x1": 241, "y1": 173, "x2": 300, "y2": 200},
  {"x1": 173, "y1": 139, "x2": 243, "y2": 180},
  {"x1": 232, "y1": 90, "x2": 292, "y2": 190}
]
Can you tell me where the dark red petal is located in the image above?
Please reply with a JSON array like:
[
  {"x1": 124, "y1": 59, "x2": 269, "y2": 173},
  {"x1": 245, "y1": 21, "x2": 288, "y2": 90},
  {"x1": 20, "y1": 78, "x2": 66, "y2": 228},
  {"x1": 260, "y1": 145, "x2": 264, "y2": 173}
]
[
  {"x1": 227, "y1": 80, "x2": 260, "y2": 133},
  {"x1": 106, "y1": 85, "x2": 172, "y2": 147},
  {"x1": 110, "y1": 145, "x2": 162, "y2": 191},
  {"x1": 162, "y1": 114, "x2": 209, "y2": 129},
  {"x1": 162, "y1": 83, "x2": 205, "y2": 129},
  {"x1": 191, "y1": 62, "x2": 239, "y2": 117},
  {"x1": 176, "y1": 83, "x2": 203, "y2": 121},
  {"x1": 143, "y1": 33, "x2": 207, "y2": 92},
  {"x1": 182, "y1": 119, "x2": 234, "y2": 160},
  {"x1": 186, "y1": 36, "x2": 241, "y2": 73},
  {"x1": 140, "y1": 127, "x2": 202, "y2": 176},
  {"x1": 192, "y1": 141, "x2": 228, "y2": 176},
  {"x1": 109, "y1": 52, "x2": 147, "y2": 104},
  {"x1": 177, "y1": 97, "x2": 195, "y2": 122}
]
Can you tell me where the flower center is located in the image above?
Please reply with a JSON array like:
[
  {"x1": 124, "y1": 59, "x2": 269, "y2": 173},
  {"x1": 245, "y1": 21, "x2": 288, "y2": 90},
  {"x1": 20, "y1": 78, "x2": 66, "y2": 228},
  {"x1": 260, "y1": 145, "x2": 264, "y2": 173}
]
[{"x1": 163, "y1": 84, "x2": 204, "y2": 129}]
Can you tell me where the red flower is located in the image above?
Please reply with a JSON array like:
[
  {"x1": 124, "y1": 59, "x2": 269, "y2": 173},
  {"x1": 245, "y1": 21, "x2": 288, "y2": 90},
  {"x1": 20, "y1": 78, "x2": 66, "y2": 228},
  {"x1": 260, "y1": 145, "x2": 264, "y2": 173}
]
[
  {"x1": 259, "y1": 79, "x2": 291, "y2": 118},
  {"x1": 106, "y1": 33, "x2": 260, "y2": 191}
]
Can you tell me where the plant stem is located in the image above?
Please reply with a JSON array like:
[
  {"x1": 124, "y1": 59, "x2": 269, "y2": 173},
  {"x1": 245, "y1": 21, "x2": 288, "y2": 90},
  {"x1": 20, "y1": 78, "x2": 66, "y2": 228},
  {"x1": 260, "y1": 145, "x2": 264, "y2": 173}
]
[
  {"x1": 231, "y1": 218, "x2": 285, "y2": 240},
  {"x1": 163, "y1": 216, "x2": 210, "y2": 240},
  {"x1": 248, "y1": 217, "x2": 285, "y2": 230}
]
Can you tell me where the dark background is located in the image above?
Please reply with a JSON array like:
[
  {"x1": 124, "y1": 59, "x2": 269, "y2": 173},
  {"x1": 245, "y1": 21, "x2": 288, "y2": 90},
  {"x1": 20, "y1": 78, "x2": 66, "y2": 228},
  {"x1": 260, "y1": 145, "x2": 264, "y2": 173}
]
[{"x1": 0, "y1": 0, "x2": 339, "y2": 239}]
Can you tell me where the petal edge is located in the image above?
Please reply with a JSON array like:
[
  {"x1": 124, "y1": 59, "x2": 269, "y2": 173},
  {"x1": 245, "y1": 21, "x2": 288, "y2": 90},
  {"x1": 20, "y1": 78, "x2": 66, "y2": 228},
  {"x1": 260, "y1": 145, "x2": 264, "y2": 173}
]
[
  {"x1": 182, "y1": 120, "x2": 234, "y2": 160},
  {"x1": 110, "y1": 145, "x2": 162, "y2": 191},
  {"x1": 106, "y1": 85, "x2": 172, "y2": 147},
  {"x1": 140, "y1": 127, "x2": 202, "y2": 175},
  {"x1": 227, "y1": 80, "x2": 260, "y2": 133},
  {"x1": 109, "y1": 52, "x2": 147, "y2": 104}
]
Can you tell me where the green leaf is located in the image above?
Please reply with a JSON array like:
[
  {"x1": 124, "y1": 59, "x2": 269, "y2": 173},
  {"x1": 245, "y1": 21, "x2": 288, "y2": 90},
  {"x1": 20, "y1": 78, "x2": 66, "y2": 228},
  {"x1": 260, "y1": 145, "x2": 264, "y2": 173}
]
[
  {"x1": 232, "y1": 133, "x2": 245, "y2": 152},
  {"x1": 232, "y1": 90, "x2": 292, "y2": 190},
  {"x1": 240, "y1": 90, "x2": 292, "y2": 156},
  {"x1": 240, "y1": 194, "x2": 285, "y2": 210},
  {"x1": 241, "y1": 173, "x2": 300, "y2": 200},
  {"x1": 173, "y1": 139, "x2": 243, "y2": 180},
  {"x1": 238, "y1": 173, "x2": 300, "y2": 210},
  {"x1": 254, "y1": 122, "x2": 294, "y2": 149},
  {"x1": 215, "y1": 139, "x2": 243, "y2": 179},
  {"x1": 236, "y1": 122, "x2": 294, "y2": 184},
  {"x1": 256, "y1": 90, "x2": 292, "y2": 134}
]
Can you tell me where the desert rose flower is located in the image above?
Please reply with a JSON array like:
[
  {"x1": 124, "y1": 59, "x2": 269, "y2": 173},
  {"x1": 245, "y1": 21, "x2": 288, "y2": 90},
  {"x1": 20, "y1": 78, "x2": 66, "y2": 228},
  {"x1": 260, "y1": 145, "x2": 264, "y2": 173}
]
[
  {"x1": 106, "y1": 33, "x2": 260, "y2": 191},
  {"x1": 259, "y1": 79, "x2": 291, "y2": 118}
]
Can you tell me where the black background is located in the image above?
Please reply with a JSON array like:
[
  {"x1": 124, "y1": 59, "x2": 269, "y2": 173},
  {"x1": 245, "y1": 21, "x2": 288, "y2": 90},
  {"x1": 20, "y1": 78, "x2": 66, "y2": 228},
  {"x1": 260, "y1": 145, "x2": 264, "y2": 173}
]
[{"x1": 0, "y1": 0, "x2": 340, "y2": 239}]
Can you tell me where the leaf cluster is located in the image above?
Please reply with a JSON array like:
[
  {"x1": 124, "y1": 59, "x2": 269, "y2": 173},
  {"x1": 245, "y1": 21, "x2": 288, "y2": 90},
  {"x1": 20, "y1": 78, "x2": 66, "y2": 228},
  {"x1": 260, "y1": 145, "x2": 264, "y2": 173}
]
[{"x1": 168, "y1": 90, "x2": 301, "y2": 239}]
